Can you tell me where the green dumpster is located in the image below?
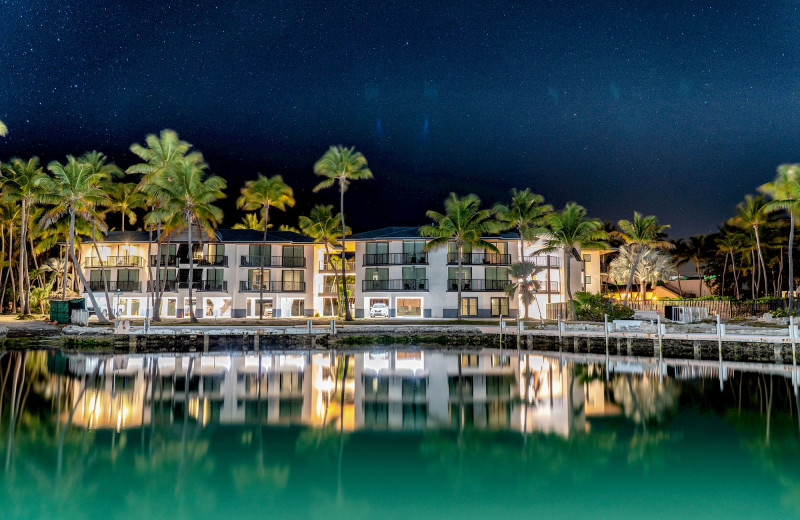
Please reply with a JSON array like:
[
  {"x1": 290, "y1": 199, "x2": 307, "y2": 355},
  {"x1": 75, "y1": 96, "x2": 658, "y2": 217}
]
[{"x1": 49, "y1": 299, "x2": 85, "y2": 324}]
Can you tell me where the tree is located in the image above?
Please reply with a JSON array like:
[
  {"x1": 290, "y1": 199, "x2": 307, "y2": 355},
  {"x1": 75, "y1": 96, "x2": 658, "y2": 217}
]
[
  {"x1": 493, "y1": 188, "x2": 552, "y2": 265},
  {"x1": 313, "y1": 146, "x2": 373, "y2": 321},
  {"x1": 300, "y1": 205, "x2": 351, "y2": 317},
  {"x1": 0, "y1": 121, "x2": 7, "y2": 137},
  {"x1": 420, "y1": 193, "x2": 501, "y2": 319},
  {"x1": 236, "y1": 174, "x2": 294, "y2": 320},
  {"x1": 232, "y1": 213, "x2": 266, "y2": 231},
  {"x1": 610, "y1": 212, "x2": 672, "y2": 304},
  {"x1": 607, "y1": 245, "x2": 677, "y2": 302},
  {"x1": 108, "y1": 182, "x2": 145, "y2": 232},
  {"x1": 759, "y1": 164, "x2": 800, "y2": 312},
  {"x1": 143, "y1": 157, "x2": 226, "y2": 322},
  {"x1": 504, "y1": 261, "x2": 545, "y2": 323},
  {"x1": 541, "y1": 203, "x2": 607, "y2": 320},
  {"x1": 127, "y1": 129, "x2": 197, "y2": 321},
  {"x1": 728, "y1": 195, "x2": 771, "y2": 298},
  {"x1": 1, "y1": 157, "x2": 47, "y2": 315},
  {"x1": 37, "y1": 156, "x2": 110, "y2": 323},
  {"x1": 685, "y1": 235, "x2": 710, "y2": 297},
  {"x1": 717, "y1": 230, "x2": 744, "y2": 299}
]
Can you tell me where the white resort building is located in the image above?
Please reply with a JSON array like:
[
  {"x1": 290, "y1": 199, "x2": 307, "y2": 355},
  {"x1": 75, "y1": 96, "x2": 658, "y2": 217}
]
[{"x1": 78, "y1": 227, "x2": 582, "y2": 320}]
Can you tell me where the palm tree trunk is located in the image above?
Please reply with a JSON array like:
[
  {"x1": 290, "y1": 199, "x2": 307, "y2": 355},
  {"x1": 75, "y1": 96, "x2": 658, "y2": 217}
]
[
  {"x1": 326, "y1": 243, "x2": 341, "y2": 317},
  {"x1": 69, "y1": 211, "x2": 108, "y2": 323},
  {"x1": 566, "y1": 248, "x2": 576, "y2": 320},
  {"x1": 519, "y1": 238, "x2": 529, "y2": 319},
  {"x1": 147, "y1": 222, "x2": 156, "y2": 320},
  {"x1": 755, "y1": 226, "x2": 769, "y2": 297},
  {"x1": 457, "y1": 243, "x2": 463, "y2": 320},
  {"x1": 751, "y1": 250, "x2": 756, "y2": 300},
  {"x1": 624, "y1": 245, "x2": 642, "y2": 304},
  {"x1": 340, "y1": 184, "x2": 352, "y2": 321},
  {"x1": 91, "y1": 221, "x2": 114, "y2": 320},
  {"x1": 695, "y1": 260, "x2": 703, "y2": 297},
  {"x1": 60, "y1": 243, "x2": 67, "y2": 301},
  {"x1": 17, "y1": 200, "x2": 26, "y2": 315},
  {"x1": 9, "y1": 226, "x2": 16, "y2": 313},
  {"x1": 721, "y1": 253, "x2": 728, "y2": 298},
  {"x1": 29, "y1": 233, "x2": 43, "y2": 291},
  {"x1": 153, "y1": 224, "x2": 163, "y2": 322},
  {"x1": 187, "y1": 215, "x2": 197, "y2": 322},
  {"x1": 790, "y1": 212, "x2": 795, "y2": 313},
  {"x1": 259, "y1": 206, "x2": 269, "y2": 320},
  {"x1": 731, "y1": 252, "x2": 740, "y2": 300}
]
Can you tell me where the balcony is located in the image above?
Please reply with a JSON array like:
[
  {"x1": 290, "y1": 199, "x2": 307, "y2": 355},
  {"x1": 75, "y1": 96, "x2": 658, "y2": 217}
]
[
  {"x1": 362, "y1": 279, "x2": 429, "y2": 292},
  {"x1": 88, "y1": 280, "x2": 141, "y2": 292},
  {"x1": 147, "y1": 280, "x2": 178, "y2": 292},
  {"x1": 320, "y1": 260, "x2": 356, "y2": 271},
  {"x1": 150, "y1": 255, "x2": 178, "y2": 267},
  {"x1": 362, "y1": 253, "x2": 428, "y2": 266},
  {"x1": 319, "y1": 283, "x2": 356, "y2": 295},
  {"x1": 446, "y1": 279, "x2": 512, "y2": 292},
  {"x1": 528, "y1": 256, "x2": 561, "y2": 268},
  {"x1": 239, "y1": 281, "x2": 306, "y2": 293},
  {"x1": 194, "y1": 255, "x2": 228, "y2": 267},
  {"x1": 199, "y1": 280, "x2": 228, "y2": 292},
  {"x1": 85, "y1": 256, "x2": 145, "y2": 268},
  {"x1": 447, "y1": 253, "x2": 511, "y2": 265},
  {"x1": 533, "y1": 280, "x2": 560, "y2": 294},
  {"x1": 240, "y1": 255, "x2": 306, "y2": 268}
]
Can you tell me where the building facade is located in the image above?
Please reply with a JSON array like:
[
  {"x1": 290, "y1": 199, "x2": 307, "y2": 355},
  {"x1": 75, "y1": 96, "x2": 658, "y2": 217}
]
[{"x1": 79, "y1": 227, "x2": 578, "y2": 320}]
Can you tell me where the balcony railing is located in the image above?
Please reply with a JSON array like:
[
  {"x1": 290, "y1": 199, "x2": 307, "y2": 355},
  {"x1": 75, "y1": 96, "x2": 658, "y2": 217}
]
[
  {"x1": 320, "y1": 260, "x2": 356, "y2": 271},
  {"x1": 85, "y1": 256, "x2": 145, "y2": 268},
  {"x1": 362, "y1": 253, "x2": 428, "y2": 266},
  {"x1": 528, "y1": 256, "x2": 561, "y2": 268},
  {"x1": 239, "y1": 281, "x2": 306, "y2": 293},
  {"x1": 147, "y1": 280, "x2": 178, "y2": 292},
  {"x1": 88, "y1": 280, "x2": 141, "y2": 292},
  {"x1": 320, "y1": 283, "x2": 356, "y2": 295},
  {"x1": 240, "y1": 255, "x2": 306, "y2": 268},
  {"x1": 533, "y1": 280, "x2": 560, "y2": 293},
  {"x1": 199, "y1": 280, "x2": 228, "y2": 292},
  {"x1": 447, "y1": 253, "x2": 511, "y2": 265},
  {"x1": 150, "y1": 255, "x2": 178, "y2": 266},
  {"x1": 194, "y1": 255, "x2": 228, "y2": 267},
  {"x1": 446, "y1": 278, "x2": 512, "y2": 292},
  {"x1": 362, "y1": 279, "x2": 429, "y2": 292}
]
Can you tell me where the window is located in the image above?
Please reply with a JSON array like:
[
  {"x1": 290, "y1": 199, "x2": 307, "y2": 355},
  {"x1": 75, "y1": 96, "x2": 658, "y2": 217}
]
[
  {"x1": 490, "y1": 297, "x2": 509, "y2": 317},
  {"x1": 249, "y1": 244, "x2": 271, "y2": 264},
  {"x1": 485, "y1": 267, "x2": 509, "y2": 289},
  {"x1": 208, "y1": 243, "x2": 225, "y2": 257},
  {"x1": 402, "y1": 267, "x2": 426, "y2": 290},
  {"x1": 366, "y1": 242, "x2": 389, "y2": 264},
  {"x1": 585, "y1": 275, "x2": 592, "y2": 285},
  {"x1": 365, "y1": 268, "x2": 389, "y2": 290},
  {"x1": 396, "y1": 298, "x2": 422, "y2": 317},
  {"x1": 460, "y1": 297, "x2": 478, "y2": 317},
  {"x1": 89, "y1": 269, "x2": 110, "y2": 282},
  {"x1": 250, "y1": 298, "x2": 273, "y2": 317},
  {"x1": 583, "y1": 253, "x2": 591, "y2": 262},
  {"x1": 207, "y1": 269, "x2": 224, "y2": 282},
  {"x1": 403, "y1": 240, "x2": 426, "y2": 262},
  {"x1": 282, "y1": 246, "x2": 304, "y2": 267},
  {"x1": 248, "y1": 269, "x2": 269, "y2": 289},
  {"x1": 487, "y1": 242, "x2": 508, "y2": 263},
  {"x1": 290, "y1": 299, "x2": 305, "y2": 317},
  {"x1": 460, "y1": 354, "x2": 480, "y2": 367},
  {"x1": 165, "y1": 298, "x2": 177, "y2": 317},
  {"x1": 282, "y1": 270, "x2": 304, "y2": 291},
  {"x1": 448, "y1": 267, "x2": 472, "y2": 290},
  {"x1": 117, "y1": 269, "x2": 139, "y2": 282}
]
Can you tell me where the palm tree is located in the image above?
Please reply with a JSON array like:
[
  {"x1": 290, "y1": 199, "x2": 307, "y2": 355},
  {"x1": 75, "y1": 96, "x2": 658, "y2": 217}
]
[
  {"x1": 236, "y1": 175, "x2": 294, "y2": 320},
  {"x1": 668, "y1": 238, "x2": 687, "y2": 297},
  {"x1": 728, "y1": 195, "x2": 771, "y2": 298},
  {"x1": 143, "y1": 157, "x2": 226, "y2": 322},
  {"x1": 685, "y1": 235, "x2": 710, "y2": 297},
  {"x1": 36, "y1": 156, "x2": 110, "y2": 323},
  {"x1": 127, "y1": 129, "x2": 197, "y2": 321},
  {"x1": 313, "y1": 146, "x2": 373, "y2": 321},
  {"x1": 0, "y1": 120, "x2": 7, "y2": 137},
  {"x1": 493, "y1": 188, "x2": 552, "y2": 266},
  {"x1": 1, "y1": 157, "x2": 47, "y2": 315},
  {"x1": 108, "y1": 182, "x2": 145, "y2": 232},
  {"x1": 760, "y1": 164, "x2": 800, "y2": 311},
  {"x1": 505, "y1": 261, "x2": 546, "y2": 323},
  {"x1": 541, "y1": 203, "x2": 607, "y2": 320},
  {"x1": 420, "y1": 193, "x2": 501, "y2": 320},
  {"x1": 232, "y1": 213, "x2": 266, "y2": 230},
  {"x1": 717, "y1": 230, "x2": 744, "y2": 299},
  {"x1": 607, "y1": 246, "x2": 677, "y2": 302},
  {"x1": 300, "y1": 205, "x2": 351, "y2": 317},
  {"x1": 610, "y1": 212, "x2": 672, "y2": 304}
]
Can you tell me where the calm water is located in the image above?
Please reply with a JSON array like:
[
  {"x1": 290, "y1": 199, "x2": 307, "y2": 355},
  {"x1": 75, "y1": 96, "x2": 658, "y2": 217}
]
[{"x1": 1, "y1": 344, "x2": 799, "y2": 519}]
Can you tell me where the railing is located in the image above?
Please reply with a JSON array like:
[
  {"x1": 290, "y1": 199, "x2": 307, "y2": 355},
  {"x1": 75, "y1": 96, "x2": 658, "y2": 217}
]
[
  {"x1": 199, "y1": 280, "x2": 228, "y2": 292},
  {"x1": 320, "y1": 283, "x2": 356, "y2": 295},
  {"x1": 147, "y1": 280, "x2": 178, "y2": 292},
  {"x1": 362, "y1": 279, "x2": 429, "y2": 291},
  {"x1": 88, "y1": 280, "x2": 141, "y2": 292},
  {"x1": 446, "y1": 279, "x2": 512, "y2": 292},
  {"x1": 85, "y1": 256, "x2": 145, "y2": 268},
  {"x1": 362, "y1": 253, "x2": 428, "y2": 266},
  {"x1": 194, "y1": 255, "x2": 228, "y2": 267},
  {"x1": 447, "y1": 253, "x2": 511, "y2": 265},
  {"x1": 320, "y1": 260, "x2": 356, "y2": 271},
  {"x1": 533, "y1": 280, "x2": 560, "y2": 293},
  {"x1": 239, "y1": 255, "x2": 306, "y2": 268},
  {"x1": 528, "y1": 256, "x2": 561, "y2": 268},
  {"x1": 150, "y1": 255, "x2": 178, "y2": 266},
  {"x1": 239, "y1": 281, "x2": 306, "y2": 292}
]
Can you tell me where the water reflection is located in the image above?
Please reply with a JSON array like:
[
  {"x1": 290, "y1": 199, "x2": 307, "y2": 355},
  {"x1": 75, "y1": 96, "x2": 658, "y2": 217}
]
[{"x1": 1, "y1": 347, "x2": 800, "y2": 519}]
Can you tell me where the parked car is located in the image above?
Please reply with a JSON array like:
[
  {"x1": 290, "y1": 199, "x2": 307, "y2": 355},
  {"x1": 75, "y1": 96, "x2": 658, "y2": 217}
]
[{"x1": 369, "y1": 302, "x2": 389, "y2": 318}]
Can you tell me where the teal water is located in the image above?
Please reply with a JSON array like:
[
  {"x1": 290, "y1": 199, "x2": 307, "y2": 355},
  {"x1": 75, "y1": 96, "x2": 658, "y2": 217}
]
[{"x1": 0, "y1": 346, "x2": 799, "y2": 519}]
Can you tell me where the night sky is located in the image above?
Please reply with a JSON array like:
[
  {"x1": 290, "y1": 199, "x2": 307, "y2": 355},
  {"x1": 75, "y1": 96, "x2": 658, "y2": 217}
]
[{"x1": 1, "y1": 1, "x2": 799, "y2": 237}]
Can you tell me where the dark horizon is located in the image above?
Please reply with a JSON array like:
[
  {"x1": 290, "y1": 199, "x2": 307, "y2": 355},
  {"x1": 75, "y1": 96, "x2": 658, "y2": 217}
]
[{"x1": 3, "y1": 1, "x2": 799, "y2": 238}]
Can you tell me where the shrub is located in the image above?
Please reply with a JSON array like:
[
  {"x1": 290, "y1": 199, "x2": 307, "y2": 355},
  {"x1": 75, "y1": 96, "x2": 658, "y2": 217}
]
[{"x1": 573, "y1": 292, "x2": 634, "y2": 322}]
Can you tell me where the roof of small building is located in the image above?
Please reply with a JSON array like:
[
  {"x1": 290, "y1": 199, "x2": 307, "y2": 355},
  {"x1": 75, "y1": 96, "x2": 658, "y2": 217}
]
[
  {"x1": 351, "y1": 226, "x2": 520, "y2": 240},
  {"x1": 83, "y1": 229, "x2": 314, "y2": 244}
]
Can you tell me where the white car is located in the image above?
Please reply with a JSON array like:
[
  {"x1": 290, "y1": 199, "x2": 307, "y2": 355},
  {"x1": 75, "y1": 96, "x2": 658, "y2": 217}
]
[{"x1": 369, "y1": 302, "x2": 389, "y2": 318}]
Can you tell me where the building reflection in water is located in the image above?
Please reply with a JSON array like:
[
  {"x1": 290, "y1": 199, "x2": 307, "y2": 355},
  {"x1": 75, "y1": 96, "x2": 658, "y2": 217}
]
[{"x1": 53, "y1": 349, "x2": 630, "y2": 437}]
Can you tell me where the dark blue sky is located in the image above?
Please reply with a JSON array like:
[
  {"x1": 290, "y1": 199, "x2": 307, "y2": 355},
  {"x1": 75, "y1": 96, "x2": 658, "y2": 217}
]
[{"x1": 1, "y1": 1, "x2": 798, "y2": 237}]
